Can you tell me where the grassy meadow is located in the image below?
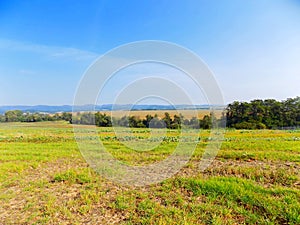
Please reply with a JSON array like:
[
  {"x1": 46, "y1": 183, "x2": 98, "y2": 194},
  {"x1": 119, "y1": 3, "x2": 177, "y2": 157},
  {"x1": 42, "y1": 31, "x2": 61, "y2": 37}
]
[{"x1": 0, "y1": 121, "x2": 299, "y2": 224}]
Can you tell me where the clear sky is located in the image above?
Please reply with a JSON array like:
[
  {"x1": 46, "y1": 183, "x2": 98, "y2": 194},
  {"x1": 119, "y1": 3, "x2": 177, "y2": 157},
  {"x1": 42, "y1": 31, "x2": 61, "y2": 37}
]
[{"x1": 0, "y1": 0, "x2": 300, "y2": 105}]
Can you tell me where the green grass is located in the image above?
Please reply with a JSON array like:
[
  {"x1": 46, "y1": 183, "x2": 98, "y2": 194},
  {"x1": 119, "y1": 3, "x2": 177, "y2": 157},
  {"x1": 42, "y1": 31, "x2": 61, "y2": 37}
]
[{"x1": 0, "y1": 122, "x2": 299, "y2": 224}]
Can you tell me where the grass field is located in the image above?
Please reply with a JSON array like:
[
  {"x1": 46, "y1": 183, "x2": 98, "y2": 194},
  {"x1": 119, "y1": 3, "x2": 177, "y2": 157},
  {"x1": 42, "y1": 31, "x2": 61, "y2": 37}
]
[{"x1": 0, "y1": 122, "x2": 299, "y2": 224}]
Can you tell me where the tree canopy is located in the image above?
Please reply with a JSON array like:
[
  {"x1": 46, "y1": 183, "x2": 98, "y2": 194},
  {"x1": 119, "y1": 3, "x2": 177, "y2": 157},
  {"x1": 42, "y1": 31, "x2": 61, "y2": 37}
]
[{"x1": 226, "y1": 97, "x2": 300, "y2": 129}]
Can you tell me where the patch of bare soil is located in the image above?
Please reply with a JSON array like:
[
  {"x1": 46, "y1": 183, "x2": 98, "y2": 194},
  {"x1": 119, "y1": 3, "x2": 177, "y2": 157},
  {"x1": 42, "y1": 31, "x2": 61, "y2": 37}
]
[
  {"x1": 1, "y1": 157, "x2": 299, "y2": 224},
  {"x1": 0, "y1": 158, "x2": 129, "y2": 224}
]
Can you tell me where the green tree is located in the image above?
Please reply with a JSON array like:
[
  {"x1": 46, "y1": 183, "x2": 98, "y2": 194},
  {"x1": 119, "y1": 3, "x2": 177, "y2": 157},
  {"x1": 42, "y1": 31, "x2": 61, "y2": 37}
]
[
  {"x1": 200, "y1": 115, "x2": 212, "y2": 129},
  {"x1": 143, "y1": 114, "x2": 153, "y2": 128},
  {"x1": 171, "y1": 114, "x2": 182, "y2": 129},
  {"x1": 61, "y1": 112, "x2": 72, "y2": 123},
  {"x1": 163, "y1": 112, "x2": 172, "y2": 128},
  {"x1": 5, "y1": 110, "x2": 23, "y2": 122},
  {"x1": 80, "y1": 112, "x2": 94, "y2": 125},
  {"x1": 95, "y1": 113, "x2": 112, "y2": 127}
]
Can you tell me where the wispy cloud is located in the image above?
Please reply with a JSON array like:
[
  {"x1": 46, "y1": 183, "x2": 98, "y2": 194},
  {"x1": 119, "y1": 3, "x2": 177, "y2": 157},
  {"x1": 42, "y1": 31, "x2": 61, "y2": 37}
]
[
  {"x1": 19, "y1": 69, "x2": 36, "y2": 75},
  {"x1": 0, "y1": 39, "x2": 99, "y2": 62}
]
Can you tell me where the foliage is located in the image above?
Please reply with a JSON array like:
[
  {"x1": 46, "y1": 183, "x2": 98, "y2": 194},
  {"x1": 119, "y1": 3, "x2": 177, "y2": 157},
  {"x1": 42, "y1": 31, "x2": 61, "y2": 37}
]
[
  {"x1": 1, "y1": 110, "x2": 71, "y2": 123},
  {"x1": 72, "y1": 112, "x2": 216, "y2": 129},
  {"x1": 226, "y1": 97, "x2": 300, "y2": 129}
]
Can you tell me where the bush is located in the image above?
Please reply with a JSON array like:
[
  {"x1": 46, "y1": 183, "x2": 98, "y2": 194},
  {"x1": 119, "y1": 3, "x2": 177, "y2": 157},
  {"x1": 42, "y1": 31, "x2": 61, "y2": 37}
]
[{"x1": 234, "y1": 122, "x2": 266, "y2": 129}]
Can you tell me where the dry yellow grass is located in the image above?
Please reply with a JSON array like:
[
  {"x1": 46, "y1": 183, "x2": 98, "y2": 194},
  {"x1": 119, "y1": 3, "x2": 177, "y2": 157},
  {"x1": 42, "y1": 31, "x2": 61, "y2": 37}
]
[{"x1": 99, "y1": 110, "x2": 223, "y2": 119}]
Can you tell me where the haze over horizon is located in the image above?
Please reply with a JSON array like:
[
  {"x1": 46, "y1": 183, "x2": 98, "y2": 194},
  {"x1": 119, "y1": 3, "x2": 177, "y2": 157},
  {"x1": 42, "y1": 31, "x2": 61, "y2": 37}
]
[{"x1": 1, "y1": 0, "x2": 300, "y2": 106}]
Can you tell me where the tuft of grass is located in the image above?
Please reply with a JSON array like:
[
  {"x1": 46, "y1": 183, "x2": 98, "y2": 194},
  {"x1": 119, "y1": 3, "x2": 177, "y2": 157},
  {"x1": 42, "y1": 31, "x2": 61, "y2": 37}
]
[
  {"x1": 52, "y1": 169, "x2": 93, "y2": 184},
  {"x1": 175, "y1": 177, "x2": 300, "y2": 224}
]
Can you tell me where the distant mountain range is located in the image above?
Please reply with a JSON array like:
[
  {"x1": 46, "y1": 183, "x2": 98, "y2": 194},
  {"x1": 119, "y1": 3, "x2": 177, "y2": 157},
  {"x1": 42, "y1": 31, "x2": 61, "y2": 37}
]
[{"x1": 0, "y1": 104, "x2": 218, "y2": 114}]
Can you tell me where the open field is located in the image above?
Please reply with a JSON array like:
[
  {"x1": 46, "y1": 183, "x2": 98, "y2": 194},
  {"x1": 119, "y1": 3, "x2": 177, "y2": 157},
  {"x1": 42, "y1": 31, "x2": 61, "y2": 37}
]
[
  {"x1": 78, "y1": 110, "x2": 223, "y2": 120},
  {"x1": 0, "y1": 122, "x2": 299, "y2": 224}
]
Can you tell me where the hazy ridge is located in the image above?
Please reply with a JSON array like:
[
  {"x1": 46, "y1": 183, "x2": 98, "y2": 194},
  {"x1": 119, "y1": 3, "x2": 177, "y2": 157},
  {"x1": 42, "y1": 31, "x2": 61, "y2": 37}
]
[{"x1": 0, "y1": 104, "x2": 214, "y2": 114}]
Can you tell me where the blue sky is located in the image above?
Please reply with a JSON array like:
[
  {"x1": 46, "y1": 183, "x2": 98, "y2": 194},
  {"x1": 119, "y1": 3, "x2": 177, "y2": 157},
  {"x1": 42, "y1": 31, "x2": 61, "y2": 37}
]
[{"x1": 0, "y1": 0, "x2": 300, "y2": 105}]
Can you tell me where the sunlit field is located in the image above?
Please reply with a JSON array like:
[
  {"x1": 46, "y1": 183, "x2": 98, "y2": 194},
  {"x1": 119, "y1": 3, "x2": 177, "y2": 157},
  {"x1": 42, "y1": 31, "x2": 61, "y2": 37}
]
[
  {"x1": 0, "y1": 122, "x2": 299, "y2": 224},
  {"x1": 100, "y1": 110, "x2": 223, "y2": 120}
]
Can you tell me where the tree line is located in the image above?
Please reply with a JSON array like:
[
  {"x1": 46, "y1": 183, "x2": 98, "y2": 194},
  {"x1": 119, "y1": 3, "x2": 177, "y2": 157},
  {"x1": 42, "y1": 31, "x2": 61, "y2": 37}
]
[
  {"x1": 226, "y1": 97, "x2": 300, "y2": 129},
  {"x1": 0, "y1": 110, "x2": 216, "y2": 129},
  {"x1": 71, "y1": 111, "x2": 218, "y2": 129},
  {"x1": 0, "y1": 111, "x2": 72, "y2": 123},
  {"x1": 0, "y1": 97, "x2": 299, "y2": 129}
]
